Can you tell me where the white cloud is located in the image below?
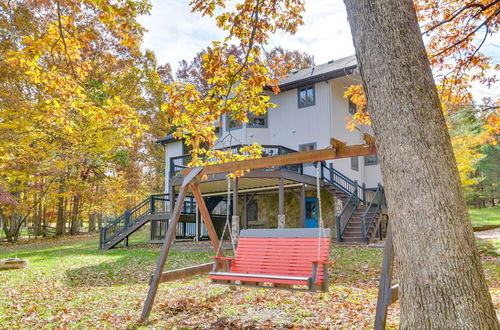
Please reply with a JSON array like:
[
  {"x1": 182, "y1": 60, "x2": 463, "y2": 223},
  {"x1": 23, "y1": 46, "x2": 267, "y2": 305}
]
[{"x1": 139, "y1": 0, "x2": 354, "y2": 68}]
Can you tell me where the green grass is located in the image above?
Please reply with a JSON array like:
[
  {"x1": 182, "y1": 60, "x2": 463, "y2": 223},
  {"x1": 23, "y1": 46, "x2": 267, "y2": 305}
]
[
  {"x1": 469, "y1": 206, "x2": 500, "y2": 227},
  {"x1": 0, "y1": 233, "x2": 498, "y2": 329}
]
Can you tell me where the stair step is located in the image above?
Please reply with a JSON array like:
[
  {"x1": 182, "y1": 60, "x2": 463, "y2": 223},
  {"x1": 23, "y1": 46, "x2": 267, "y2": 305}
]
[{"x1": 342, "y1": 236, "x2": 366, "y2": 242}]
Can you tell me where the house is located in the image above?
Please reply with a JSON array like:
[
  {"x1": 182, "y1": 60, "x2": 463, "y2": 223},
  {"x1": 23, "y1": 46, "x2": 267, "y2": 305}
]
[{"x1": 99, "y1": 55, "x2": 387, "y2": 250}]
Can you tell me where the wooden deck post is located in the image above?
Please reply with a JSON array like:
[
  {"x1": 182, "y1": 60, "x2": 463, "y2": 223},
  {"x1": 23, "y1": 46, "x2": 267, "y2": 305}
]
[
  {"x1": 232, "y1": 178, "x2": 240, "y2": 241},
  {"x1": 243, "y1": 194, "x2": 248, "y2": 230},
  {"x1": 300, "y1": 184, "x2": 306, "y2": 227},
  {"x1": 278, "y1": 177, "x2": 285, "y2": 228}
]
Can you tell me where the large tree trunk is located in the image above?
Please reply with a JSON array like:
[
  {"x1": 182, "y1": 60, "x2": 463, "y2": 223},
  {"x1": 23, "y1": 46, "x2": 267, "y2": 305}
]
[
  {"x1": 56, "y1": 180, "x2": 65, "y2": 235},
  {"x1": 343, "y1": 0, "x2": 498, "y2": 328}
]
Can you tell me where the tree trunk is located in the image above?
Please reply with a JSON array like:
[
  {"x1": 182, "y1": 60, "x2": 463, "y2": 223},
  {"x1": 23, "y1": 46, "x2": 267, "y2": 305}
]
[
  {"x1": 88, "y1": 213, "x2": 96, "y2": 233},
  {"x1": 35, "y1": 197, "x2": 43, "y2": 236},
  {"x1": 343, "y1": 0, "x2": 498, "y2": 328},
  {"x1": 56, "y1": 180, "x2": 65, "y2": 235},
  {"x1": 70, "y1": 194, "x2": 80, "y2": 235}
]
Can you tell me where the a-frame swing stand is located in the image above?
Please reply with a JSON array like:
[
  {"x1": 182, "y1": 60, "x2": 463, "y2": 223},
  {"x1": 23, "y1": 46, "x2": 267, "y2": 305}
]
[{"x1": 140, "y1": 139, "x2": 399, "y2": 329}]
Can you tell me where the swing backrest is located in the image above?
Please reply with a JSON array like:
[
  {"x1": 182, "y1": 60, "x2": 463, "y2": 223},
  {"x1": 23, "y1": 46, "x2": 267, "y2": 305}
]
[{"x1": 231, "y1": 228, "x2": 331, "y2": 282}]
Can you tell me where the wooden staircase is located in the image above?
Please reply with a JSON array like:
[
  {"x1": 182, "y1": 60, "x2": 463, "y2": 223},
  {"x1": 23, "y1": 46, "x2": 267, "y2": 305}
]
[
  {"x1": 99, "y1": 194, "x2": 226, "y2": 250},
  {"x1": 319, "y1": 162, "x2": 385, "y2": 244}
]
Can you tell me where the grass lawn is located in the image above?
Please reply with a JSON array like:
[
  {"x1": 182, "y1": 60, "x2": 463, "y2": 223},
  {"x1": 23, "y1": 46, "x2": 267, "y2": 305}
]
[
  {"x1": 469, "y1": 206, "x2": 500, "y2": 227},
  {"x1": 0, "y1": 231, "x2": 498, "y2": 329}
]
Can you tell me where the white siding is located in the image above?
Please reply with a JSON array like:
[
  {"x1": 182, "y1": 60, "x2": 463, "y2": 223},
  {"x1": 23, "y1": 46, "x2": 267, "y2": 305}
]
[
  {"x1": 163, "y1": 73, "x2": 383, "y2": 189},
  {"x1": 164, "y1": 140, "x2": 184, "y2": 193}
]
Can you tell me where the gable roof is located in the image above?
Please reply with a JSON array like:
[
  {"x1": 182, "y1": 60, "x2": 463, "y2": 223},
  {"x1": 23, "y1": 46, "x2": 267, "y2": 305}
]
[{"x1": 277, "y1": 55, "x2": 357, "y2": 92}]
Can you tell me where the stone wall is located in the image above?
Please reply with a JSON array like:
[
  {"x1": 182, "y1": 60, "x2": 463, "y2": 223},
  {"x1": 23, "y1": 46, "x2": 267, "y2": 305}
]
[{"x1": 238, "y1": 189, "x2": 336, "y2": 238}]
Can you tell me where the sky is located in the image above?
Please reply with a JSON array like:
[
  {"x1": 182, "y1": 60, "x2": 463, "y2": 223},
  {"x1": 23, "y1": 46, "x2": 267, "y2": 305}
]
[
  {"x1": 138, "y1": 0, "x2": 499, "y2": 101},
  {"x1": 138, "y1": 0, "x2": 354, "y2": 68}
]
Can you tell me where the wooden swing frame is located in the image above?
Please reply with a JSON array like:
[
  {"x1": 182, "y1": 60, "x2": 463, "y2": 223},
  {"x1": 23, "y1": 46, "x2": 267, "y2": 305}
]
[{"x1": 140, "y1": 138, "x2": 398, "y2": 329}]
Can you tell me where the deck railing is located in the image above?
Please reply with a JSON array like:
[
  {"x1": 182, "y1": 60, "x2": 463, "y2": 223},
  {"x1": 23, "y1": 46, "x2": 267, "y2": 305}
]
[
  {"x1": 99, "y1": 193, "x2": 228, "y2": 248},
  {"x1": 335, "y1": 186, "x2": 359, "y2": 241},
  {"x1": 361, "y1": 183, "x2": 384, "y2": 241},
  {"x1": 320, "y1": 161, "x2": 366, "y2": 204}
]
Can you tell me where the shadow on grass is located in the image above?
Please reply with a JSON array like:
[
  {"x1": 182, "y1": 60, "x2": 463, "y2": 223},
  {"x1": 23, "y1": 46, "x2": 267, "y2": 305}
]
[{"x1": 64, "y1": 250, "x2": 213, "y2": 288}]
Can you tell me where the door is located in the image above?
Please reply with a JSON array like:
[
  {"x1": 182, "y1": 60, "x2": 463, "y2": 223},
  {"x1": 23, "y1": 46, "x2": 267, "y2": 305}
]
[{"x1": 305, "y1": 197, "x2": 318, "y2": 228}]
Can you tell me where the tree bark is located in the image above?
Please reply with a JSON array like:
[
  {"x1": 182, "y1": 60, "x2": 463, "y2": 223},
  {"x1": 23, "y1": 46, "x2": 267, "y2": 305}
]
[
  {"x1": 70, "y1": 194, "x2": 80, "y2": 235},
  {"x1": 56, "y1": 179, "x2": 65, "y2": 235},
  {"x1": 343, "y1": 0, "x2": 498, "y2": 328},
  {"x1": 88, "y1": 213, "x2": 96, "y2": 233}
]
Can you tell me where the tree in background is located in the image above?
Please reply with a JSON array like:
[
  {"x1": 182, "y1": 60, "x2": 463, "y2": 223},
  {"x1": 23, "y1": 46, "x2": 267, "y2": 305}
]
[{"x1": 0, "y1": 0, "x2": 152, "y2": 242}]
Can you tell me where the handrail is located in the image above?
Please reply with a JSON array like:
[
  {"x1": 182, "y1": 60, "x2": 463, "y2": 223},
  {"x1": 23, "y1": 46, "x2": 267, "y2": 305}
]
[
  {"x1": 335, "y1": 188, "x2": 358, "y2": 241},
  {"x1": 99, "y1": 193, "x2": 228, "y2": 248},
  {"x1": 361, "y1": 183, "x2": 384, "y2": 241},
  {"x1": 320, "y1": 162, "x2": 366, "y2": 204}
]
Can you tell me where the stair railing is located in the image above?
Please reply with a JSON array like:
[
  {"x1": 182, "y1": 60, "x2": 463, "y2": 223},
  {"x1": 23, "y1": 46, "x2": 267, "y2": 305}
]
[
  {"x1": 99, "y1": 193, "x2": 205, "y2": 248},
  {"x1": 321, "y1": 162, "x2": 366, "y2": 204},
  {"x1": 361, "y1": 183, "x2": 384, "y2": 242},
  {"x1": 335, "y1": 187, "x2": 359, "y2": 242}
]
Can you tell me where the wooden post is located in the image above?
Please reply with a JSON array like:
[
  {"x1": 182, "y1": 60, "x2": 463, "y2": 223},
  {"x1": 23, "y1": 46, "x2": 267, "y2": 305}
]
[
  {"x1": 278, "y1": 177, "x2": 285, "y2": 228},
  {"x1": 374, "y1": 224, "x2": 396, "y2": 330},
  {"x1": 190, "y1": 182, "x2": 224, "y2": 257},
  {"x1": 195, "y1": 204, "x2": 199, "y2": 241},
  {"x1": 232, "y1": 178, "x2": 239, "y2": 242},
  {"x1": 300, "y1": 184, "x2": 305, "y2": 228},
  {"x1": 141, "y1": 167, "x2": 202, "y2": 321},
  {"x1": 243, "y1": 194, "x2": 248, "y2": 230}
]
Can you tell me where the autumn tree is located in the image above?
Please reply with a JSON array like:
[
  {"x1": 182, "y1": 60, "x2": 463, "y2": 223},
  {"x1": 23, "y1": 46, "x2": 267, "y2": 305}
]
[{"x1": 0, "y1": 0, "x2": 151, "y2": 241}]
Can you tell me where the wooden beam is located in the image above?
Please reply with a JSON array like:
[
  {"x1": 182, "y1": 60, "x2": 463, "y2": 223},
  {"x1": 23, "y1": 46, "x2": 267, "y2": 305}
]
[
  {"x1": 141, "y1": 167, "x2": 202, "y2": 321},
  {"x1": 155, "y1": 262, "x2": 215, "y2": 283},
  {"x1": 190, "y1": 182, "x2": 224, "y2": 258},
  {"x1": 232, "y1": 178, "x2": 238, "y2": 216},
  {"x1": 330, "y1": 138, "x2": 347, "y2": 150},
  {"x1": 300, "y1": 184, "x2": 305, "y2": 227},
  {"x1": 182, "y1": 144, "x2": 376, "y2": 177}
]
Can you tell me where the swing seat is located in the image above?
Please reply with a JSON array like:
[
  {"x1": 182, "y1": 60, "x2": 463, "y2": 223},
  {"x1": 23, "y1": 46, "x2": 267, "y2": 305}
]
[{"x1": 209, "y1": 228, "x2": 331, "y2": 292}]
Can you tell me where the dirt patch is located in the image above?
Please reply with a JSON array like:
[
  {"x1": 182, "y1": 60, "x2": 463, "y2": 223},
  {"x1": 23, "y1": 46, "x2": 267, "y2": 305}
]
[{"x1": 475, "y1": 228, "x2": 500, "y2": 240}]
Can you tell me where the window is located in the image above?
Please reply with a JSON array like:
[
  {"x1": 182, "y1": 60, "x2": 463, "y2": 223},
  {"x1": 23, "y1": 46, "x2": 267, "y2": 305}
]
[
  {"x1": 348, "y1": 99, "x2": 357, "y2": 115},
  {"x1": 226, "y1": 114, "x2": 242, "y2": 131},
  {"x1": 351, "y1": 156, "x2": 359, "y2": 171},
  {"x1": 247, "y1": 112, "x2": 267, "y2": 128},
  {"x1": 299, "y1": 142, "x2": 316, "y2": 152},
  {"x1": 364, "y1": 154, "x2": 379, "y2": 166},
  {"x1": 298, "y1": 85, "x2": 315, "y2": 108}
]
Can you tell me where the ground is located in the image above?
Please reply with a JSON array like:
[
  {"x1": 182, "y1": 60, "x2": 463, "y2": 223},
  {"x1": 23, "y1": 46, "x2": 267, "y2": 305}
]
[
  {"x1": 469, "y1": 205, "x2": 500, "y2": 228},
  {"x1": 1, "y1": 221, "x2": 498, "y2": 329}
]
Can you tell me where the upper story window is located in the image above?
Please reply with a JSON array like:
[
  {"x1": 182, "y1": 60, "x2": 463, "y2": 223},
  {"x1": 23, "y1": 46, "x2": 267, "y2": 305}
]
[
  {"x1": 247, "y1": 112, "x2": 267, "y2": 128},
  {"x1": 348, "y1": 99, "x2": 357, "y2": 115},
  {"x1": 298, "y1": 85, "x2": 315, "y2": 108},
  {"x1": 226, "y1": 114, "x2": 242, "y2": 131},
  {"x1": 364, "y1": 154, "x2": 379, "y2": 166}
]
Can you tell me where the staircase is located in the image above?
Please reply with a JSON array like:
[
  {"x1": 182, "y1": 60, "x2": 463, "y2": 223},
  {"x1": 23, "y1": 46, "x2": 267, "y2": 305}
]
[
  {"x1": 99, "y1": 194, "x2": 227, "y2": 250},
  {"x1": 320, "y1": 162, "x2": 385, "y2": 244}
]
